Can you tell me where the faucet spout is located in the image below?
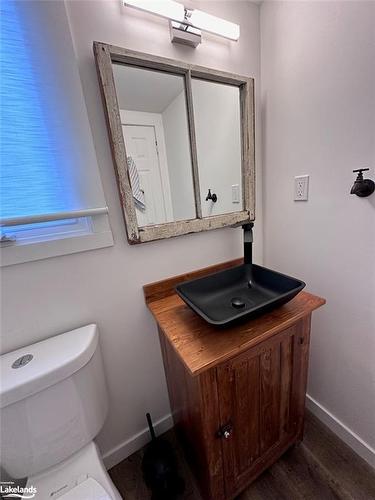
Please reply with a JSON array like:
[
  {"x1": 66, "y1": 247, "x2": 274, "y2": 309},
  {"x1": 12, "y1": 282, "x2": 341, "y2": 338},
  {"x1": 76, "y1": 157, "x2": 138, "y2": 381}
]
[{"x1": 243, "y1": 223, "x2": 254, "y2": 266}]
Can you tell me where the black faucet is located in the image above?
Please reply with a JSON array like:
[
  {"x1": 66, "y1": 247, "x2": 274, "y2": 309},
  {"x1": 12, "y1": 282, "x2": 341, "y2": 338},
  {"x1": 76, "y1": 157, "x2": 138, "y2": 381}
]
[{"x1": 243, "y1": 223, "x2": 254, "y2": 266}]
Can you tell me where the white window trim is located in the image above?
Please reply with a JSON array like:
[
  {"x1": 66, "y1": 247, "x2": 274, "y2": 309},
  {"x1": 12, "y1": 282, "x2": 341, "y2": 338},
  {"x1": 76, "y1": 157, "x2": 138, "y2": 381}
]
[{"x1": 0, "y1": 213, "x2": 113, "y2": 267}]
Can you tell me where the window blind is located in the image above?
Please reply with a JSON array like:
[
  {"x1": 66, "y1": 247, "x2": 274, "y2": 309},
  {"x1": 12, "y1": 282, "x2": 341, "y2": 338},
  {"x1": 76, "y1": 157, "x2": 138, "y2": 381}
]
[{"x1": 0, "y1": 0, "x2": 107, "y2": 226}]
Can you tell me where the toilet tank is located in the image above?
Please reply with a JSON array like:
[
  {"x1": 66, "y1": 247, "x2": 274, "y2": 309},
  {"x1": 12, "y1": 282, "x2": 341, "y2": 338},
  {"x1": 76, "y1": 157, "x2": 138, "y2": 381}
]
[{"x1": 0, "y1": 325, "x2": 108, "y2": 479}]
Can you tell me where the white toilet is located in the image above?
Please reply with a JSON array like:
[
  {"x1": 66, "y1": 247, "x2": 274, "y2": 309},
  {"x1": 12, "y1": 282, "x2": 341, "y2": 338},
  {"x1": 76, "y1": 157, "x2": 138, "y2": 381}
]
[{"x1": 0, "y1": 324, "x2": 122, "y2": 499}]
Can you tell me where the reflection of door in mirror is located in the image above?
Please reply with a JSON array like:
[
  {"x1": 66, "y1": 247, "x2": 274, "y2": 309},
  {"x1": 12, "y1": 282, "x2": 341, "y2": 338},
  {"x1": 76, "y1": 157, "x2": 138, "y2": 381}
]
[
  {"x1": 121, "y1": 111, "x2": 173, "y2": 226},
  {"x1": 192, "y1": 79, "x2": 243, "y2": 217},
  {"x1": 112, "y1": 63, "x2": 196, "y2": 226}
]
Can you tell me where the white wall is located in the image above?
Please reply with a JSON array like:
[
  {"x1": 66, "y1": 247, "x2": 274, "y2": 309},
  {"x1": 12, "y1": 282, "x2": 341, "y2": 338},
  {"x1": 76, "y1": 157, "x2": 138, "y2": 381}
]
[
  {"x1": 163, "y1": 79, "x2": 244, "y2": 220},
  {"x1": 162, "y1": 91, "x2": 196, "y2": 221},
  {"x1": 0, "y1": 0, "x2": 262, "y2": 467},
  {"x1": 192, "y1": 79, "x2": 242, "y2": 217},
  {"x1": 261, "y1": 1, "x2": 375, "y2": 464}
]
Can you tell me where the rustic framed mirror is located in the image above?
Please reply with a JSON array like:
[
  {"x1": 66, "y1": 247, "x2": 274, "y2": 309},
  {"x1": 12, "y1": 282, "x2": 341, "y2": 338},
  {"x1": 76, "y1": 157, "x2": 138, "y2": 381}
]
[{"x1": 94, "y1": 42, "x2": 255, "y2": 244}]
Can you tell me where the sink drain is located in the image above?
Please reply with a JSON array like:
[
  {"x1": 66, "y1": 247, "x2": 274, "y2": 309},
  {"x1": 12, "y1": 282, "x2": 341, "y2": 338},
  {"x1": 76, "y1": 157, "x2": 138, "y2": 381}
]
[{"x1": 231, "y1": 297, "x2": 246, "y2": 309}]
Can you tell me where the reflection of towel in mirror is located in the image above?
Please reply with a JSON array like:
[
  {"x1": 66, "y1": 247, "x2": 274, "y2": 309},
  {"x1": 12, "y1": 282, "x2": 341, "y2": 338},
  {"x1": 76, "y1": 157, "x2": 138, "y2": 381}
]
[{"x1": 127, "y1": 156, "x2": 146, "y2": 211}]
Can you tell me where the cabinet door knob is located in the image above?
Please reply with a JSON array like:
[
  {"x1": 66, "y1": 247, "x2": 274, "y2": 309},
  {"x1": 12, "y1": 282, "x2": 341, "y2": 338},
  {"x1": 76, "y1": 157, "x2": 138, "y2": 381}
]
[{"x1": 217, "y1": 422, "x2": 233, "y2": 439}]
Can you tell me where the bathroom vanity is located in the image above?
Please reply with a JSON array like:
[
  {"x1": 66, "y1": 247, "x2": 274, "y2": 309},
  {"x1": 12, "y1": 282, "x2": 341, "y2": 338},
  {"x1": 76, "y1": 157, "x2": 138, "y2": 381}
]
[{"x1": 144, "y1": 259, "x2": 325, "y2": 500}]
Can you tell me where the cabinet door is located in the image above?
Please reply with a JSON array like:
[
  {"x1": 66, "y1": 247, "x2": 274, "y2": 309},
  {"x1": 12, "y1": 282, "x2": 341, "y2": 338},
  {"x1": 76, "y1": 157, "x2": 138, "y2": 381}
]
[{"x1": 216, "y1": 317, "x2": 311, "y2": 498}]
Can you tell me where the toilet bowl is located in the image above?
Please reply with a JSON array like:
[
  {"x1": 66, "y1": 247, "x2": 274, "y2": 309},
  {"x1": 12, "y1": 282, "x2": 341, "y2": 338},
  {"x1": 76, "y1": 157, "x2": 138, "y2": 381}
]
[
  {"x1": 0, "y1": 325, "x2": 122, "y2": 500},
  {"x1": 26, "y1": 442, "x2": 121, "y2": 500}
]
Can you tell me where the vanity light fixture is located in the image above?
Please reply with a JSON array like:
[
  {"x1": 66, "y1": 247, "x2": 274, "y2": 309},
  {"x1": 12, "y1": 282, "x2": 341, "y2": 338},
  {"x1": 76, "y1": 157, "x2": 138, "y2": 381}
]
[{"x1": 123, "y1": 0, "x2": 240, "y2": 46}]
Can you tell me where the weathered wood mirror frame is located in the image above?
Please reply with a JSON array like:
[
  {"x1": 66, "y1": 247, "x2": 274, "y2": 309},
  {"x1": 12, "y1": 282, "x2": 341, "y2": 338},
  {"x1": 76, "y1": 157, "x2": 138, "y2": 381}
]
[{"x1": 94, "y1": 41, "x2": 255, "y2": 244}]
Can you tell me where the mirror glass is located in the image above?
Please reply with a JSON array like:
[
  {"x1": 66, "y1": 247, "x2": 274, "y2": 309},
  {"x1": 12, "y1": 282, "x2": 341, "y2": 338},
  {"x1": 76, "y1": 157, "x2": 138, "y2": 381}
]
[
  {"x1": 112, "y1": 63, "x2": 196, "y2": 226},
  {"x1": 192, "y1": 79, "x2": 243, "y2": 217}
]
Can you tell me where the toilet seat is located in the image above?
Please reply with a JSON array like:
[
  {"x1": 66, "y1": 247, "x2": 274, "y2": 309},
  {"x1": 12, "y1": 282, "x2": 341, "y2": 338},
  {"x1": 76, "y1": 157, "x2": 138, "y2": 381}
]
[{"x1": 59, "y1": 477, "x2": 111, "y2": 500}]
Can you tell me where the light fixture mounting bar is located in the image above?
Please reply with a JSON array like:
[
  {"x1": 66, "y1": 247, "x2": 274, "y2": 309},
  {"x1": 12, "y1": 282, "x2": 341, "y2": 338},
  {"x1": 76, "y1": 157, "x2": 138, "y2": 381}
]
[
  {"x1": 169, "y1": 21, "x2": 201, "y2": 48},
  {"x1": 123, "y1": 0, "x2": 240, "y2": 41}
]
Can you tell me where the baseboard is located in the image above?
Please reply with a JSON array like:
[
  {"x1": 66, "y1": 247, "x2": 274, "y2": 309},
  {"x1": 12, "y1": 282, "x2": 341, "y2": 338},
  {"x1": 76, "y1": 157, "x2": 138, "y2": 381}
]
[
  {"x1": 102, "y1": 398, "x2": 375, "y2": 471},
  {"x1": 102, "y1": 413, "x2": 174, "y2": 470},
  {"x1": 306, "y1": 394, "x2": 375, "y2": 469}
]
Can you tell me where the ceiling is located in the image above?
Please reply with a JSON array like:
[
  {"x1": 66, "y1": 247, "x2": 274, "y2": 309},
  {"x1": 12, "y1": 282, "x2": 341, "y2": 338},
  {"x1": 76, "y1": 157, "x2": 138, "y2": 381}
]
[{"x1": 112, "y1": 63, "x2": 185, "y2": 113}]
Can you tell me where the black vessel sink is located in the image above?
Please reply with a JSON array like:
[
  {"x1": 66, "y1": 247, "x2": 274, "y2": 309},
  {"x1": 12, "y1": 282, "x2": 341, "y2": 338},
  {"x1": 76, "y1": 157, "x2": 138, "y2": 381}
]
[{"x1": 176, "y1": 263, "x2": 305, "y2": 326}]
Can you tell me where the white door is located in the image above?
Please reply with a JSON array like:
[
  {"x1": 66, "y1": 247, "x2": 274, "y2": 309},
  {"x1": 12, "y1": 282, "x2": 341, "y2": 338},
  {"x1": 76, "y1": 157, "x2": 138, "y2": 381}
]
[{"x1": 123, "y1": 124, "x2": 168, "y2": 226}]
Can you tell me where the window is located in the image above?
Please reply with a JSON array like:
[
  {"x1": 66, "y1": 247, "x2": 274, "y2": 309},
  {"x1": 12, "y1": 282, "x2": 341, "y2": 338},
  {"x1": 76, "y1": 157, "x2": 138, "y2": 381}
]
[{"x1": 0, "y1": 0, "x2": 113, "y2": 266}]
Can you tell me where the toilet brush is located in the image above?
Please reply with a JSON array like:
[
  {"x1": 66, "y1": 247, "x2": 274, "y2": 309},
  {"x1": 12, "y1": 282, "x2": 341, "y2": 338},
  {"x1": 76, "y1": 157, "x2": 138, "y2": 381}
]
[{"x1": 141, "y1": 413, "x2": 185, "y2": 500}]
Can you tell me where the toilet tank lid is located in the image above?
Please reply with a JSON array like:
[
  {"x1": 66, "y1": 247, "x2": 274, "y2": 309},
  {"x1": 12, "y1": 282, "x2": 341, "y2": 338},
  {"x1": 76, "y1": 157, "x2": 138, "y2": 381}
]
[{"x1": 0, "y1": 324, "x2": 99, "y2": 409}]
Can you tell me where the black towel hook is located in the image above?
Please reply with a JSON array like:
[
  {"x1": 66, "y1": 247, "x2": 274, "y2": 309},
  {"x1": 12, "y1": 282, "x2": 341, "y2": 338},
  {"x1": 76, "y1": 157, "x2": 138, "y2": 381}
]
[
  {"x1": 205, "y1": 189, "x2": 217, "y2": 203},
  {"x1": 350, "y1": 168, "x2": 375, "y2": 197}
]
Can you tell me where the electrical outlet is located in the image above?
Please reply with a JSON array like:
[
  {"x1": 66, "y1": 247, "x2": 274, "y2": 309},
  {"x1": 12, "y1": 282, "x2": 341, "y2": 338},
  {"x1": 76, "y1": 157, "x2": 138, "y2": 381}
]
[
  {"x1": 294, "y1": 175, "x2": 309, "y2": 201},
  {"x1": 232, "y1": 184, "x2": 240, "y2": 203}
]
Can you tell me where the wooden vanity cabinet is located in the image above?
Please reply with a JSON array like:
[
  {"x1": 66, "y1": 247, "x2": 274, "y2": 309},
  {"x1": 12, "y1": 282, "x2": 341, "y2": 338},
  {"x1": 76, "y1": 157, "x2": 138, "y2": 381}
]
[{"x1": 144, "y1": 260, "x2": 325, "y2": 500}]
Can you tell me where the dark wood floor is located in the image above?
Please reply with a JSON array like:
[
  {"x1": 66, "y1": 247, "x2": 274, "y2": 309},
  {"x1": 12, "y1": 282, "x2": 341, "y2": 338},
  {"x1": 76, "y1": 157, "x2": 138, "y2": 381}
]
[{"x1": 109, "y1": 410, "x2": 375, "y2": 500}]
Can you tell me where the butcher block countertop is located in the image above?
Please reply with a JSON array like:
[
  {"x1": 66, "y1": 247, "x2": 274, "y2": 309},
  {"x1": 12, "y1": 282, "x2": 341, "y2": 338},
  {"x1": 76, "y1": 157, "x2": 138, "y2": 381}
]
[{"x1": 144, "y1": 259, "x2": 325, "y2": 377}]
